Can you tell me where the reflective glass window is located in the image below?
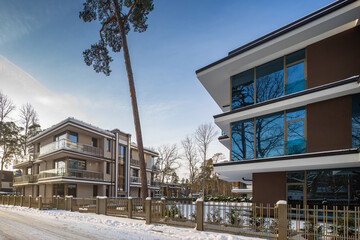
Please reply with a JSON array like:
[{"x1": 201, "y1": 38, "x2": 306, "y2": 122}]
[
  {"x1": 286, "y1": 62, "x2": 306, "y2": 95},
  {"x1": 286, "y1": 49, "x2": 305, "y2": 65},
  {"x1": 285, "y1": 108, "x2": 306, "y2": 155},
  {"x1": 69, "y1": 132, "x2": 78, "y2": 143},
  {"x1": 231, "y1": 69, "x2": 254, "y2": 110},
  {"x1": 256, "y1": 58, "x2": 284, "y2": 103},
  {"x1": 287, "y1": 171, "x2": 305, "y2": 183},
  {"x1": 352, "y1": 94, "x2": 360, "y2": 148},
  {"x1": 231, "y1": 119, "x2": 255, "y2": 161},
  {"x1": 256, "y1": 112, "x2": 284, "y2": 158}
]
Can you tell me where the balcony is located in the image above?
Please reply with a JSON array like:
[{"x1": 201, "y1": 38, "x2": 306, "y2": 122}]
[
  {"x1": 39, "y1": 168, "x2": 103, "y2": 181},
  {"x1": 13, "y1": 153, "x2": 40, "y2": 166},
  {"x1": 40, "y1": 139, "x2": 103, "y2": 158},
  {"x1": 14, "y1": 174, "x2": 39, "y2": 184},
  {"x1": 130, "y1": 159, "x2": 160, "y2": 172},
  {"x1": 130, "y1": 176, "x2": 160, "y2": 187}
]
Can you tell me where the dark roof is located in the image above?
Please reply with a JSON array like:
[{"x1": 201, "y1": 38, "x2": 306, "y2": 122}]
[{"x1": 196, "y1": 0, "x2": 356, "y2": 74}]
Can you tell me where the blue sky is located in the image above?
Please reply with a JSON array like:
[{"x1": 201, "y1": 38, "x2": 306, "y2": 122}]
[{"x1": 0, "y1": 0, "x2": 334, "y2": 175}]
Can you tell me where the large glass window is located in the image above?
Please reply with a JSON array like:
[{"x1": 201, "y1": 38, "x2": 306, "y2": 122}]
[
  {"x1": 69, "y1": 159, "x2": 86, "y2": 170},
  {"x1": 231, "y1": 119, "x2": 255, "y2": 161},
  {"x1": 231, "y1": 107, "x2": 306, "y2": 161},
  {"x1": 256, "y1": 58, "x2": 284, "y2": 103},
  {"x1": 256, "y1": 112, "x2": 284, "y2": 158},
  {"x1": 285, "y1": 107, "x2": 306, "y2": 155},
  {"x1": 230, "y1": 49, "x2": 306, "y2": 110},
  {"x1": 106, "y1": 139, "x2": 110, "y2": 152},
  {"x1": 352, "y1": 94, "x2": 360, "y2": 148},
  {"x1": 231, "y1": 69, "x2": 254, "y2": 110},
  {"x1": 69, "y1": 132, "x2": 78, "y2": 143}
]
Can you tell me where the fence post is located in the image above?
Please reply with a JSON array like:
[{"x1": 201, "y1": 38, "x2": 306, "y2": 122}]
[
  {"x1": 20, "y1": 195, "x2": 24, "y2": 207},
  {"x1": 277, "y1": 200, "x2": 288, "y2": 240},
  {"x1": 7, "y1": 195, "x2": 10, "y2": 205},
  {"x1": 96, "y1": 196, "x2": 107, "y2": 215},
  {"x1": 128, "y1": 197, "x2": 133, "y2": 219},
  {"x1": 196, "y1": 198, "x2": 204, "y2": 231},
  {"x1": 0, "y1": 195, "x2": 2, "y2": 204},
  {"x1": 65, "y1": 195, "x2": 73, "y2": 211},
  {"x1": 160, "y1": 197, "x2": 166, "y2": 217},
  {"x1": 29, "y1": 195, "x2": 32, "y2": 208},
  {"x1": 56, "y1": 196, "x2": 60, "y2": 209},
  {"x1": 38, "y1": 195, "x2": 43, "y2": 210},
  {"x1": 146, "y1": 197, "x2": 152, "y2": 224}
]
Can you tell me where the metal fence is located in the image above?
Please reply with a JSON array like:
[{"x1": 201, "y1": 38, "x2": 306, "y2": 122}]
[
  {"x1": 72, "y1": 198, "x2": 96, "y2": 213},
  {"x1": 288, "y1": 205, "x2": 360, "y2": 240},
  {"x1": 106, "y1": 198, "x2": 128, "y2": 217},
  {"x1": 131, "y1": 198, "x2": 145, "y2": 219}
]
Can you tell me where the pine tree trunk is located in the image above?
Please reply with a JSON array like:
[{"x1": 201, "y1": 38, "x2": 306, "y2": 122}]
[{"x1": 112, "y1": 0, "x2": 148, "y2": 199}]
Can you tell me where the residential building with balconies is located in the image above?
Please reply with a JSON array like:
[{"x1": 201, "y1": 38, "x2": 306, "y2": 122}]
[
  {"x1": 13, "y1": 118, "x2": 160, "y2": 198},
  {"x1": 196, "y1": 0, "x2": 360, "y2": 207}
]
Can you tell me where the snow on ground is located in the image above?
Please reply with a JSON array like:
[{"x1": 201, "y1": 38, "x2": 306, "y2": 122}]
[{"x1": 0, "y1": 205, "x2": 261, "y2": 240}]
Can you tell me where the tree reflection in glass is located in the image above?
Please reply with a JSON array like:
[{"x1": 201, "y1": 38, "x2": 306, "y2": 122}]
[
  {"x1": 352, "y1": 94, "x2": 360, "y2": 147},
  {"x1": 231, "y1": 69, "x2": 254, "y2": 110},
  {"x1": 231, "y1": 119, "x2": 254, "y2": 161}
]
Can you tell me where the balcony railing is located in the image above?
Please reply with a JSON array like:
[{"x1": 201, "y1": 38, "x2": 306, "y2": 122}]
[
  {"x1": 40, "y1": 139, "x2": 103, "y2": 158},
  {"x1": 39, "y1": 168, "x2": 103, "y2": 180},
  {"x1": 130, "y1": 159, "x2": 160, "y2": 172},
  {"x1": 14, "y1": 153, "x2": 40, "y2": 166},
  {"x1": 14, "y1": 174, "x2": 39, "y2": 184},
  {"x1": 130, "y1": 176, "x2": 160, "y2": 187}
]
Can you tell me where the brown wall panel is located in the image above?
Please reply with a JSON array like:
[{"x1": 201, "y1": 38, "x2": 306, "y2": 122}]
[
  {"x1": 307, "y1": 96, "x2": 352, "y2": 153},
  {"x1": 307, "y1": 26, "x2": 360, "y2": 88},
  {"x1": 253, "y1": 172, "x2": 286, "y2": 205}
]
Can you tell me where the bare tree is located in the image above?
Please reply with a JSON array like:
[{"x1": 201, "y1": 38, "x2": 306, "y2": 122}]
[
  {"x1": 0, "y1": 92, "x2": 17, "y2": 188},
  {"x1": 19, "y1": 103, "x2": 41, "y2": 157},
  {"x1": 156, "y1": 144, "x2": 180, "y2": 185},
  {"x1": 195, "y1": 123, "x2": 216, "y2": 199},
  {"x1": 181, "y1": 135, "x2": 199, "y2": 197},
  {"x1": 210, "y1": 153, "x2": 225, "y2": 195},
  {"x1": 0, "y1": 91, "x2": 15, "y2": 122}
]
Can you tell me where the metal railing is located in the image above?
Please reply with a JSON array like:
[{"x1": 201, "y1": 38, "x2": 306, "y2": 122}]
[
  {"x1": 72, "y1": 198, "x2": 97, "y2": 213},
  {"x1": 40, "y1": 139, "x2": 103, "y2": 157},
  {"x1": 14, "y1": 153, "x2": 40, "y2": 165},
  {"x1": 39, "y1": 168, "x2": 103, "y2": 180},
  {"x1": 130, "y1": 176, "x2": 160, "y2": 187},
  {"x1": 130, "y1": 159, "x2": 160, "y2": 172},
  {"x1": 107, "y1": 198, "x2": 128, "y2": 217}
]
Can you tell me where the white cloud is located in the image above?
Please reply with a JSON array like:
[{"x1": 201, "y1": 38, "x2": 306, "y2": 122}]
[{"x1": 0, "y1": 55, "x2": 92, "y2": 129}]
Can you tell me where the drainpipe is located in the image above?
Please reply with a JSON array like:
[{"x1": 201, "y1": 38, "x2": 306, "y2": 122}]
[{"x1": 115, "y1": 132, "x2": 119, "y2": 198}]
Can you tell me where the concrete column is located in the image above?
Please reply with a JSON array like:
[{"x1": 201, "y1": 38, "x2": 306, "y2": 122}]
[
  {"x1": 277, "y1": 200, "x2": 288, "y2": 240},
  {"x1": 196, "y1": 198, "x2": 204, "y2": 231},
  {"x1": 96, "y1": 196, "x2": 107, "y2": 215},
  {"x1": 38, "y1": 195, "x2": 43, "y2": 210},
  {"x1": 128, "y1": 197, "x2": 133, "y2": 218},
  {"x1": 65, "y1": 195, "x2": 73, "y2": 211},
  {"x1": 145, "y1": 197, "x2": 152, "y2": 224}
]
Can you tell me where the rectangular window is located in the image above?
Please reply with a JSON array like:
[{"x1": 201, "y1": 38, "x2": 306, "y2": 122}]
[
  {"x1": 68, "y1": 159, "x2": 86, "y2": 170},
  {"x1": 352, "y1": 94, "x2": 360, "y2": 148},
  {"x1": 106, "y1": 162, "x2": 110, "y2": 174},
  {"x1": 119, "y1": 145, "x2": 126, "y2": 164},
  {"x1": 231, "y1": 107, "x2": 306, "y2": 161},
  {"x1": 69, "y1": 132, "x2": 78, "y2": 143},
  {"x1": 230, "y1": 49, "x2": 306, "y2": 110},
  {"x1": 285, "y1": 107, "x2": 306, "y2": 155},
  {"x1": 106, "y1": 139, "x2": 110, "y2": 152},
  {"x1": 285, "y1": 49, "x2": 306, "y2": 95},
  {"x1": 91, "y1": 138, "x2": 97, "y2": 147},
  {"x1": 231, "y1": 69, "x2": 254, "y2": 110},
  {"x1": 256, "y1": 111, "x2": 284, "y2": 158},
  {"x1": 256, "y1": 58, "x2": 284, "y2": 103},
  {"x1": 27, "y1": 167, "x2": 32, "y2": 175},
  {"x1": 231, "y1": 119, "x2": 255, "y2": 161}
]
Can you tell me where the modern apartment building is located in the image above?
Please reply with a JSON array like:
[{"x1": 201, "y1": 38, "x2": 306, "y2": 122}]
[
  {"x1": 196, "y1": 0, "x2": 360, "y2": 207},
  {"x1": 13, "y1": 118, "x2": 160, "y2": 198}
]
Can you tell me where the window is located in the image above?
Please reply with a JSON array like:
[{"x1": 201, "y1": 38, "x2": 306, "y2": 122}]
[
  {"x1": 55, "y1": 160, "x2": 66, "y2": 175},
  {"x1": 231, "y1": 119, "x2": 255, "y2": 161},
  {"x1": 27, "y1": 167, "x2": 32, "y2": 175},
  {"x1": 285, "y1": 107, "x2": 306, "y2": 155},
  {"x1": 256, "y1": 57, "x2": 284, "y2": 103},
  {"x1": 106, "y1": 139, "x2": 110, "y2": 152},
  {"x1": 106, "y1": 162, "x2": 110, "y2": 174},
  {"x1": 256, "y1": 112, "x2": 284, "y2": 158},
  {"x1": 69, "y1": 159, "x2": 86, "y2": 170},
  {"x1": 93, "y1": 185, "x2": 98, "y2": 197},
  {"x1": 119, "y1": 145, "x2": 126, "y2": 164},
  {"x1": 231, "y1": 107, "x2": 306, "y2": 161},
  {"x1": 231, "y1": 49, "x2": 306, "y2": 110},
  {"x1": 231, "y1": 69, "x2": 254, "y2": 110},
  {"x1": 37, "y1": 142, "x2": 40, "y2": 153},
  {"x1": 352, "y1": 94, "x2": 360, "y2": 148},
  {"x1": 91, "y1": 138, "x2": 98, "y2": 147},
  {"x1": 69, "y1": 132, "x2": 78, "y2": 143}
]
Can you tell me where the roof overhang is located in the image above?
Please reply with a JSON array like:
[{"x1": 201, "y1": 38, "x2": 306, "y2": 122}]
[
  {"x1": 215, "y1": 76, "x2": 360, "y2": 136},
  {"x1": 196, "y1": 1, "x2": 360, "y2": 112},
  {"x1": 214, "y1": 149, "x2": 360, "y2": 182}
]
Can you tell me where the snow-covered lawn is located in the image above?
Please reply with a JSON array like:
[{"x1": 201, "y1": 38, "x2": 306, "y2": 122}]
[{"x1": 0, "y1": 205, "x2": 261, "y2": 240}]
